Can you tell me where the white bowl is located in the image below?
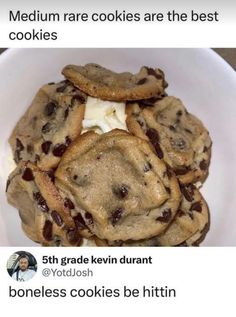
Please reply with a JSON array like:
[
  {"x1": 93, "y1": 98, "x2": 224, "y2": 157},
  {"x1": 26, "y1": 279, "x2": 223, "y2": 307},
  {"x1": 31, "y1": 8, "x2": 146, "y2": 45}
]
[{"x1": 0, "y1": 48, "x2": 236, "y2": 246}]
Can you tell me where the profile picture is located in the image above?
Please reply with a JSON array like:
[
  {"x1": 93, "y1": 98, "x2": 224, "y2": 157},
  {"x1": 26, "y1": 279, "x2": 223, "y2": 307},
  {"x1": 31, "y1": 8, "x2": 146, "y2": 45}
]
[{"x1": 7, "y1": 251, "x2": 37, "y2": 282}]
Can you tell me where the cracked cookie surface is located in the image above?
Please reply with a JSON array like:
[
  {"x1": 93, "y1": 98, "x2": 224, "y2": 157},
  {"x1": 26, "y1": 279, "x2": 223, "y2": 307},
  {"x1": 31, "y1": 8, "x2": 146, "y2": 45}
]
[{"x1": 55, "y1": 129, "x2": 181, "y2": 241}]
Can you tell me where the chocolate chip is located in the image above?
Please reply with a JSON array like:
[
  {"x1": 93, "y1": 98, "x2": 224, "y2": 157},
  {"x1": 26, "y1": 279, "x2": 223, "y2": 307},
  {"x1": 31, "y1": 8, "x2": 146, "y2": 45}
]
[
  {"x1": 145, "y1": 67, "x2": 163, "y2": 79},
  {"x1": 6, "y1": 179, "x2": 10, "y2": 192},
  {"x1": 47, "y1": 82, "x2": 55, "y2": 85},
  {"x1": 203, "y1": 146, "x2": 208, "y2": 153},
  {"x1": 138, "y1": 96, "x2": 162, "y2": 107},
  {"x1": 113, "y1": 185, "x2": 129, "y2": 199},
  {"x1": 178, "y1": 209, "x2": 185, "y2": 217},
  {"x1": 175, "y1": 166, "x2": 191, "y2": 175},
  {"x1": 52, "y1": 143, "x2": 67, "y2": 157},
  {"x1": 190, "y1": 202, "x2": 202, "y2": 212},
  {"x1": 111, "y1": 208, "x2": 124, "y2": 225},
  {"x1": 184, "y1": 128, "x2": 192, "y2": 134},
  {"x1": 146, "y1": 128, "x2": 160, "y2": 142},
  {"x1": 16, "y1": 138, "x2": 24, "y2": 151},
  {"x1": 72, "y1": 94, "x2": 86, "y2": 105},
  {"x1": 137, "y1": 78, "x2": 147, "y2": 85},
  {"x1": 146, "y1": 128, "x2": 164, "y2": 159},
  {"x1": 26, "y1": 144, "x2": 33, "y2": 154},
  {"x1": 165, "y1": 166, "x2": 172, "y2": 178},
  {"x1": 143, "y1": 162, "x2": 152, "y2": 172},
  {"x1": 180, "y1": 185, "x2": 194, "y2": 202},
  {"x1": 33, "y1": 192, "x2": 49, "y2": 212},
  {"x1": 177, "y1": 110, "x2": 183, "y2": 116},
  {"x1": 67, "y1": 228, "x2": 82, "y2": 245},
  {"x1": 169, "y1": 125, "x2": 176, "y2": 131},
  {"x1": 153, "y1": 142, "x2": 164, "y2": 159},
  {"x1": 51, "y1": 210, "x2": 63, "y2": 226},
  {"x1": 43, "y1": 220, "x2": 53, "y2": 241},
  {"x1": 64, "y1": 108, "x2": 69, "y2": 119},
  {"x1": 148, "y1": 96, "x2": 163, "y2": 104},
  {"x1": 46, "y1": 169, "x2": 55, "y2": 183},
  {"x1": 73, "y1": 175, "x2": 78, "y2": 180},
  {"x1": 199, "y1": 159, "x2": 208, "y2": 171},
  {"x1": 165, "y1": 186, "x2": 171, "y2": 194},
  {"x1": 42, "y1": 122, "x2": 52, "y2": 133},
  {"x1": 156, "y1": 209, "x2": 172, "y2": 222},
  {"x1": 15, "y1": 138, "x2": 24, "y2": 162},
  {"x1": 44, "y1": 102, "x2": 57, "y2": 116},
  {"x1": 157, "y1": 68, "x2": 165, "y2": 76},
  {"x1": 85, "y1": 212, "x2": 94, "y2": 225},
  {"x1": 22, "y1": 168, "x2": 34, "y2": 181},
  {"x1": 64, "y1": 198, "x2": 75, "y2": 210},
  {"x1": 74, "y1": 214, "x2": 86, "y2": 230},
  {"x1": 41, "y1": 141, "x2": 52, "y2": 154}
]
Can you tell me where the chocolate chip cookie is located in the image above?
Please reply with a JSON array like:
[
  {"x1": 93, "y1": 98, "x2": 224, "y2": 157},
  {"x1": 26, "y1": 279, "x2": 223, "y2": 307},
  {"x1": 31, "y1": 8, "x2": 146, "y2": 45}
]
[
  {"x1": 154, "y1": 184, "x2": 210, "y2": 246},
  {"x1": 62, "y1": 64, "x2": 167, "y2": 101},
  {"x1": 55, "y1": 129, "x2": 181, "y2": 241},
  {"x1": 6, "y1": 161, "x2": 91, "y2": 246},
  {"x1": 9, "y1": 81, "x2": 86, "y2": 170},
  {"x1": 126, "y1": 96, "x2": 212, "y2": 184},
  {"x1": 6, "y1": 62, "x2": 212, "y2": 247},
  {"x1": 94, "y1": 184, "x2": 209, "y2": 246}
]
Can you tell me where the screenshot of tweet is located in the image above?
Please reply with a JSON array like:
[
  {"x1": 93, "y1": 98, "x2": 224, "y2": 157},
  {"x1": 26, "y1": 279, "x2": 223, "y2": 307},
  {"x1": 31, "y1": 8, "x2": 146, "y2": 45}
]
[{"x1": 0, "y1": 1, "x2": 235, "y2": 316}]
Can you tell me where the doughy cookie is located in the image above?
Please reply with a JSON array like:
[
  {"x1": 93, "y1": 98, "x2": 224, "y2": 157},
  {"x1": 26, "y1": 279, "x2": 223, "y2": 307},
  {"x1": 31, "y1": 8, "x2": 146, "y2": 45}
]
[
  {"x1": 6, "y1": 63, "x2": 212, "y2": 247},
  {"x1": 55, "y1": 129, "x2": 181, "y2": 241},
  {"x1": 62, "y1": 64, "x2": 167, "y2": 101},
  {"x1": 9, "y1": 81, "x2": 86, "y2": 170},
  {"x1": 126, "y1": 96, "x2": 212, "y2": 184},
  {"x1": 180, "y1": 206, "x2": 210, "y2": 246},
  {"x1": 6, "y1": 161, "x2": 90, "y2": 246},
  {"x1": 154, "y1": 184, "x2": 210, "y2": 246},
  {"x1": 95, "y1": 185, "x2": 209, "y2": 246}
]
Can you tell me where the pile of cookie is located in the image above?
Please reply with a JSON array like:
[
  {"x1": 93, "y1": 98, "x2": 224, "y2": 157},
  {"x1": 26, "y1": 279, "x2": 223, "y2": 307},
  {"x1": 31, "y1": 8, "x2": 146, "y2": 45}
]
[{"x1": 6, "y1": 63, "x2": 212, "y2": 246}]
